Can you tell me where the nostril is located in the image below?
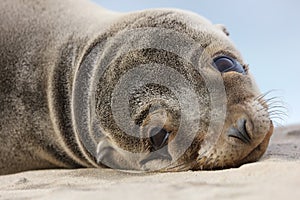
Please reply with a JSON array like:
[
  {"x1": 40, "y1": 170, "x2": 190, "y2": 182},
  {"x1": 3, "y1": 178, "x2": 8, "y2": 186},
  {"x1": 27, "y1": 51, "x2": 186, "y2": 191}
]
[
  {"x1": 227, "y1": 118, "x2": 252, "y2": 144},
  {"x1": 237, "y1": 119, "x2": 252, "y2": 143}
]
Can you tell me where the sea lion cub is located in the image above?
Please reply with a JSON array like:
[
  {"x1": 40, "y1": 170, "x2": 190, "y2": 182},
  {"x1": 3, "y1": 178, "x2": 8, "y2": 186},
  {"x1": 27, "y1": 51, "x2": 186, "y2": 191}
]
[{"x1": 0, "y1": 0, "x2": 273, "y2": 175}]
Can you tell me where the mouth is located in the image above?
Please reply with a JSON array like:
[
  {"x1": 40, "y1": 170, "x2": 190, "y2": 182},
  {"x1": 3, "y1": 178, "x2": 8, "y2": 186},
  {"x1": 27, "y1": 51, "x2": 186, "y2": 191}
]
[{"x1": 140, "y1": 147, "x2": 172, "y2": 167}]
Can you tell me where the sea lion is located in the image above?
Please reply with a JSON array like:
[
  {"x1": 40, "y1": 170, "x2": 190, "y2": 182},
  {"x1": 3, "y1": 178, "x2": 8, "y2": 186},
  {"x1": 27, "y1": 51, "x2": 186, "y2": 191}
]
[{"x1": 0, "y1": 0, "x2": 274, "y2": 175}]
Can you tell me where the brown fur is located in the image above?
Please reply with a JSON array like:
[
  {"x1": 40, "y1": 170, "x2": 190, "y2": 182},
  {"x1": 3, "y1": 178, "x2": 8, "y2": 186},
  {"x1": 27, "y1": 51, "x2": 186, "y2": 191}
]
[{"x1": 0, "y1": 0, "x2": 273, "y2": 175}]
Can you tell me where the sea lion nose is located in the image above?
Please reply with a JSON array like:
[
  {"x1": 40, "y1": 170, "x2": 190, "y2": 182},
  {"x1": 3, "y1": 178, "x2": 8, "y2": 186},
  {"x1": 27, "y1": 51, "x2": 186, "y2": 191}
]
[{"x1": 227, "y1": 118, "x2": 252, "y2": 144}]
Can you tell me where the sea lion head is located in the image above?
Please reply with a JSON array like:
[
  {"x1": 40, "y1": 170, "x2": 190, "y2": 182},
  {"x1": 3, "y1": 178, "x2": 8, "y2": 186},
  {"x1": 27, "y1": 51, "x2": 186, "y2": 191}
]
[{"x1": 73, "y1": 9, "x2": 274, "y2": 171}]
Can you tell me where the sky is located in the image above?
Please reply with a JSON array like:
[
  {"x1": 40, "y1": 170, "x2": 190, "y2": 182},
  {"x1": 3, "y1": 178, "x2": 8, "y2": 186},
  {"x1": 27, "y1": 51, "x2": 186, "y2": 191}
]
[{"x1": 93, "y1": 0, "x2": 300, "y2": 125}]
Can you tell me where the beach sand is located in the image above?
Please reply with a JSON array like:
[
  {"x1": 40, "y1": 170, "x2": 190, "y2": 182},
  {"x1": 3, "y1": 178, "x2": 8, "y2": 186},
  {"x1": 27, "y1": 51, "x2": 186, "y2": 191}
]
[{"x1": 1, "y1": 125, "x2": 299, "y2": 200}]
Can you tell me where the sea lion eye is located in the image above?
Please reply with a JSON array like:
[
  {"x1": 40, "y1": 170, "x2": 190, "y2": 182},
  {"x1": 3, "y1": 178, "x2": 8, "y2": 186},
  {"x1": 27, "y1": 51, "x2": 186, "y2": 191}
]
[
  {"x1": 213, "y1": 56, "x2": 246, "y2": 74},
  {"x1": 149, "y1": 127, "x2": 170, "y2": 150}
]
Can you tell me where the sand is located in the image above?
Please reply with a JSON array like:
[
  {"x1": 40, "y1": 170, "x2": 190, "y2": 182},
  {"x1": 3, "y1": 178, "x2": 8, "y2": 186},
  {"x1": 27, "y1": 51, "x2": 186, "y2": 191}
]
[{"x1": 0, "y1": 125, "x2": 300, "y2": 200}]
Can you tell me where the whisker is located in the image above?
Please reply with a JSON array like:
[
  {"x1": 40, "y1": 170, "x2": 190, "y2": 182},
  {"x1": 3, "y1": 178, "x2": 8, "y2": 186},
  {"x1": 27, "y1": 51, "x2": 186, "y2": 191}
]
[
  {"x1": 269, "y1": 116, "x2": 286, "y2": 122},
  {"x1": 257, "y1": 106, "x2": 268, "y2": 112},
  {"x1": 268, "y1": 105, "x2": 288, "y2": 110},
  {"x1": 268, "y1": 113, "x2": 287, "y2": 118},
  {"x1": 253, "y1": 90, "x2": 288, "y2": 126},
  {"x1": 264, "y1": 96, "x2": 283, "y2": 103},
  {"x1": 270, "y1": 113, "x2": 287, "y2": 119},
  {"x1": 268, "y1": 114, "x2": 288, "y2": 120},
  {"x1": 268, "y1": 110, "x2": 289, "y2": 116},
  {"x1": 254, "y1": 90, "x2": 277, "y2": 101},
  {"x1": 270, "y1": 115, "x2": 286, "y2": 121},
  {"x1": 266, "y1": 101, "x2": 287, "y2": 107},
  {"x1": 256, "y1": 105, "x2": 287, "y2": 113}
]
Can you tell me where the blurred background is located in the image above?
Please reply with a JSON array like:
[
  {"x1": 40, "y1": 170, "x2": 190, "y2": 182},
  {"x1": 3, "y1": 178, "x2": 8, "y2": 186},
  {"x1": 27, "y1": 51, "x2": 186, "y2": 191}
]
[{"x1": 94, "y1": 0, "x2": 300, "y2": 126}]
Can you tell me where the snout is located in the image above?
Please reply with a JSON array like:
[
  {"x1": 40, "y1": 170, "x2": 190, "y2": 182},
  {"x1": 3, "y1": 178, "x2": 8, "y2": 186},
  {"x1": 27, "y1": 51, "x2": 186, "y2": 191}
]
[{"x1": 225, "y1": 100, "x2": 272, "y2": 147}]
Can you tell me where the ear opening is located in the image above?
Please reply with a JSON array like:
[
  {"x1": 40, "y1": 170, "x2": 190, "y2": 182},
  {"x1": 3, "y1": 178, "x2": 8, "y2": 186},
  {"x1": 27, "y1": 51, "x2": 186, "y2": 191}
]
[{"x1": 215, "y1": 24, "x2": 230, "y2": 36}]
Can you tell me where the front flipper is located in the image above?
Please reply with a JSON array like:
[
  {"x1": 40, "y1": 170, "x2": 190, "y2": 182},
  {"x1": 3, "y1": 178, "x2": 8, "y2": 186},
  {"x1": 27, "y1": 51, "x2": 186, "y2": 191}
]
[{"x1": 96, "y1": 137, "x2": 145, "y2": 170}]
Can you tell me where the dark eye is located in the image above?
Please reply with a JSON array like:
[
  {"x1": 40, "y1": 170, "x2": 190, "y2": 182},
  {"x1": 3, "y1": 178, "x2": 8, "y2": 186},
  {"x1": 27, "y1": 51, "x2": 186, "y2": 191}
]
[
  {"x1": 213, "y1": 56, "x2": 246, "y2": 74},
  {"x1": 149, "y1": 127, "x2": 170, "y2": 150}
]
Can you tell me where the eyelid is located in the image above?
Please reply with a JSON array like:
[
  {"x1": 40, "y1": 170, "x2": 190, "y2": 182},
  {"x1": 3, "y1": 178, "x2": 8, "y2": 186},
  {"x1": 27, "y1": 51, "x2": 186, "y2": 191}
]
[
  {"x1": 212, "y1": 51, "x2": 238, "y2": 61},
  {"x1": 212, "y1": 52, "x2": 247, "y2": 68},
  {"x1": 212, "y1": 56, "x2": 246, "y2": 75}
]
